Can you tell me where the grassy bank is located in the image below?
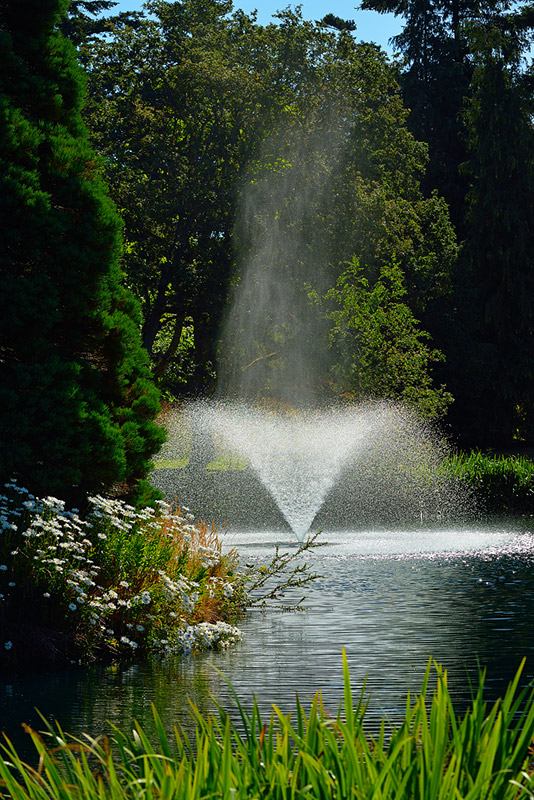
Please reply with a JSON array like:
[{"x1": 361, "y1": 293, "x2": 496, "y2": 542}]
[
  {"x1": 0, "y1": 480, "x2": 247, "y2": 668},
  {"x1": 2, "y1": 654, "x2": 534, "y2": 799},
  {"x1": 443, "y1": 452, "x2": 534, "y2": 515}
]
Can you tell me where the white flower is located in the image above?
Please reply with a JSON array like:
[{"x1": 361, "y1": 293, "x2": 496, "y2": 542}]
[
  {"x1": 0, "y1": 565, "x2": 7, "y2": 571},
  {"x1": 43, "y1": 592, "x2": 50, "y2": 598},
  {"x1": 4, "y1": 641, "x2": 12, "y2": 650},
  {"x1": 8, "y1": 582, "x2": 15, "y2": 587},
  {"x1": 136, "y1": 624, "x2": 144, "y2": 632},
  {"x1": 69, "y1": 603, "x2": 77, "y2": 611}
]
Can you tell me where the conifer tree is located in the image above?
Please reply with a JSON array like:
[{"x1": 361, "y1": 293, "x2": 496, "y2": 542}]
[
  {"x1": 446, "y1": 25, "x2": 534, "y2": 446},
  {"x1": 0, "y1": 0, "x2": 164, "y2": 501}
]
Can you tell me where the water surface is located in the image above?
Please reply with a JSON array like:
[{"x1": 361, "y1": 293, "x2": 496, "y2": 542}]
[{"x1": 2, "y1": 523, "x2": 534, "y2": 758}]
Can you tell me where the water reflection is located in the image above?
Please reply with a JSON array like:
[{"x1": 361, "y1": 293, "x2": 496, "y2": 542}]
[{"x1": 2, "y1": 524, "x2": 534, "y2": 760}]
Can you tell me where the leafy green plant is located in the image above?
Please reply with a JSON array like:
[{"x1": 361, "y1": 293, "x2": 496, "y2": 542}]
[
  {"x1": 2, "y1": 653, "x2": 534, "y2": 799},
  {"x1": 443, "y1": 451, "x2": 534, "y2": 513},
  {"x1": 330, "y1": 258, "x2": 453, "y2": 419},
  {"x1": 0, "y1": 481, "x2": 245, "y2": 667}
]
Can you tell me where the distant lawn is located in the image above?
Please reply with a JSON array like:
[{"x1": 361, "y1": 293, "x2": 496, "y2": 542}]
[
  {"x1": 153, "y1": 456, "x2": 247, "y2": 470},
  {"x1": 153, "y1": 458, "x2": 188, "y2": 469}
]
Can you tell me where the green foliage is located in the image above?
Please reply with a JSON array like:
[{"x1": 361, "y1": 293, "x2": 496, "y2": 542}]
[
  {"x1": 80, "y1": 1, "x2": 457, "y2": 402},
  {"x1": 443, "y1": 451, "x2": 534, "y2": 514},
  {"x1": 446, "y1": 24, "x2": 534, "y2": 448},
  {"x1": 59, "y1": 0, "x2": 118, "y2": 47},
  {"x1": 0, "y1": 480, "x2": 244, "y2": 667},
  {"x1": 0, "y1": 0, "x2": 164, "y2": 499},
  {"x1": 3, "y1": 654, "x2": 534, "y2": 799},
  {"x1": 361, "y1": 0, "x2": 475, "y2": 230},
  {"x1": 360, "y1": 0, "x2": 534, "y2": 449},
  {"x1": 330, "y1": 257, "x2": 452, "y2": 417},
  {"x1": 83, "y1": 0, "x2": 265, "y2": 395}
]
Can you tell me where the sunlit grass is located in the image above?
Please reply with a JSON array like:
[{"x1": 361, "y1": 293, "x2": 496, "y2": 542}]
[
  {"x1": 443, "y1": 452, "x2": 534, "y2": 513},
  {"x1": 152, "y1": 458, "x2": 188, "y2": 469},
  {"x1": 152, "y1": 457, "x2": 247, "y2": 470},
  {"x1": 2, "y1": 653, "x2": 534, "y2": 799}
]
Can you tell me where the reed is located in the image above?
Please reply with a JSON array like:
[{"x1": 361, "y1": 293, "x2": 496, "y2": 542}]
[{"x1": 2, "y1": 653, "x2": 534, "y2": 799}]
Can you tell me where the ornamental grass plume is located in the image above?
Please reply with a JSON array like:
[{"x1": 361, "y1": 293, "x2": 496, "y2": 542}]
[{"x1": 0, "y1": 480, "x2": 244, "y2": 667}]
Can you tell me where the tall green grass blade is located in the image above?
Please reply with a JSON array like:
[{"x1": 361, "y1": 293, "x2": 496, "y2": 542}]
[
  {"x1": 3, "y1": 658, "x2": 534, "y2": 800},
  {"x1": 342, "y1": 647, "x2": 354, "y2": 736}
]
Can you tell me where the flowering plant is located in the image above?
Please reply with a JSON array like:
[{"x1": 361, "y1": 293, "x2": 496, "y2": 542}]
[{"x1": 0, "y1": 481, "x2": 245, "y2": 666}]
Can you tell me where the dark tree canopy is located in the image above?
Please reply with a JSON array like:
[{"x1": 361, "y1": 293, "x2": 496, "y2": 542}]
[
  {"x1": 320, "y1": 13, "x2": 357, "y2": 31},
  {"x1": 0, "y1": 0, "x2": 164, "y2": 501},
  {"x1": 443, "y1": 22, "x2": 534, "y2": 446},
  {"x1": 361, "y1": 0, "x2": 534, "y2": 446},
  {"x1": 79, "y1": 1, "x2": 456, "y2": 414}
]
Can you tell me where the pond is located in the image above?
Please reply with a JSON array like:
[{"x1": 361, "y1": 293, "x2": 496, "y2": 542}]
[{"x1": 2, "y1": 520, "x2": 534, "y2": 760}]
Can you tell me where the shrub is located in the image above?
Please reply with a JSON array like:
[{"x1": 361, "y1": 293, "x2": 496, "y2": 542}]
[
  {"x1": 0, "y1": 0, "x2": 164, "y2": 501},
  {"x1": 0, "y1": 480, "x2": 245, "y2": 668}
]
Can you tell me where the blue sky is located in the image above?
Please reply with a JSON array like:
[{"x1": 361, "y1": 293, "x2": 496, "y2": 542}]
[{"x1": 110, "y1": 0, "x2": 403, "y2": 54}]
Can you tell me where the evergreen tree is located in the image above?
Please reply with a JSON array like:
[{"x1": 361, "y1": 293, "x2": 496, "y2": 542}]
[
  {"x1": 446, "y1": 22, "x2": 534, "y2": 446},
  {"x1": 0, "y1": 0, "x2": 164, "y2": 501},
  {"x1": 359, "y1": 0, "x2": 533, "y2": 233},
  {"x1": 60, "y1": 0, "x2": 116, "y2": 47},
  {"x1": 360, "y1": 0, "x2": 475, "y2": 227}
]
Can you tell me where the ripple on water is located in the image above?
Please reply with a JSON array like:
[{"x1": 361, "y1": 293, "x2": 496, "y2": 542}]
[{"x1": 2, "y1": 524, "x2": 534, "y2": 755}]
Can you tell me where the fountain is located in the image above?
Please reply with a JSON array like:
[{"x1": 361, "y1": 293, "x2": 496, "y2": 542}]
[
  {"x1": 153, "y1": 119, "x2": 471, "y2": 537},
  {"x1": 153, "y1": 398, "x2": 466, "y2": 539},
  {"x1": 204, "y1": 403, "x2": 374, "y2": 541}
]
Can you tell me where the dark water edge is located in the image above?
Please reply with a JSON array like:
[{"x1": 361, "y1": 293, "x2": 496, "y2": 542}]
[{"x1": 2, "y1": 523, "x2": 534, "y2": 763}]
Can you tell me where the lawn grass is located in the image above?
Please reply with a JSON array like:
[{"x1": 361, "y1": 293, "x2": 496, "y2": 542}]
[{"x1": 152, "y1": 458, "x2": 189, "y2": 469}]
